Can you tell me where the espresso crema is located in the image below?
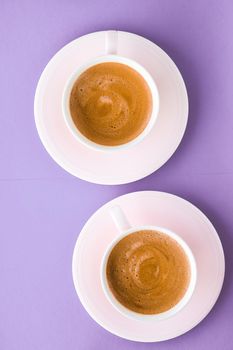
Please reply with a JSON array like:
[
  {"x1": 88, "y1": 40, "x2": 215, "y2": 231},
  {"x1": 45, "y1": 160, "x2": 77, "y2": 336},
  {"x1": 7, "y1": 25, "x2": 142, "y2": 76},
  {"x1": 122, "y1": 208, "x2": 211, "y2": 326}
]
[
  {"x1": 106, "y1": 230, "x2": 191, "y2": 314},
  {"x1": 69, "y1": 62, "x2": 152, "y2": 146}
]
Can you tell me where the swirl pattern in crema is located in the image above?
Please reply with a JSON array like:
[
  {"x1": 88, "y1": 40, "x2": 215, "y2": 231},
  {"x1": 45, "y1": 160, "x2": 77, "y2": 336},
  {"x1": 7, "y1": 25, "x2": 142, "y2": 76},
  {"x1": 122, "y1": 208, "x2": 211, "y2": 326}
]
[
  {"x1": 106, "y1": 230, "x2": 191, "y2": 314},
  {"x1": 69, "y1": 62, "x2": 152, "y2": 146}
]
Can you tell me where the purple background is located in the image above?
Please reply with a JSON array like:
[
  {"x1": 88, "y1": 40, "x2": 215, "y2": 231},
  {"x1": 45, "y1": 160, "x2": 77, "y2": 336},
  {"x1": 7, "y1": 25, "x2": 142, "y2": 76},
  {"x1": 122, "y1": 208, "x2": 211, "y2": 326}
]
[{"x1": 1, "y1": 0, "x2": 232, "y2": 349}]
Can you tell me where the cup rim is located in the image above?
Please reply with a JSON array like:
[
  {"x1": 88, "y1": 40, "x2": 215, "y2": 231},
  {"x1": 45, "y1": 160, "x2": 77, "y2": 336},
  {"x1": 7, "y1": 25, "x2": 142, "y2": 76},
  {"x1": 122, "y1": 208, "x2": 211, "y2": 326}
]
[
  {"x1": 100, "y1": 225, "x2": 197, "y2": 322},
  {"x1": 62, "y1": 54, "x2": 160, "y2": 152}
]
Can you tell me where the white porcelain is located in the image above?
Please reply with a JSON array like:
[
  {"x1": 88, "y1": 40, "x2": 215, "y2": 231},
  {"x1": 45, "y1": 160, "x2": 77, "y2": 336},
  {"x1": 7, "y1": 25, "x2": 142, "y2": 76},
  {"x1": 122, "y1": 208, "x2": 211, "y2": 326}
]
[
  {"x1": 34, "y1": 30, "x2": 188, "y2": 184},
  {"x1": 101, "y1": 205, "x2": 197, "y2": 321},
  {"x1": 72, "y1": 191, "x2": 225, "y2": 342},
  {"x1": 62, "y1": 53, "x2": 159, "y2": 151}
]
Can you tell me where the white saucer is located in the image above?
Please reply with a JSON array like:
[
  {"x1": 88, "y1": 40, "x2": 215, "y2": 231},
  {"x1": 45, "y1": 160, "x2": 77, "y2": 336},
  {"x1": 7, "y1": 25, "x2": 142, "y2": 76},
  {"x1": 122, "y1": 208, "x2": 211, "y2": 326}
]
[
  {"x1": 72, "y1": 191, "x2": 225, "y2": 342},
  {"x1": 34, "y1": 31, "x2": 188, "y2": 185}
]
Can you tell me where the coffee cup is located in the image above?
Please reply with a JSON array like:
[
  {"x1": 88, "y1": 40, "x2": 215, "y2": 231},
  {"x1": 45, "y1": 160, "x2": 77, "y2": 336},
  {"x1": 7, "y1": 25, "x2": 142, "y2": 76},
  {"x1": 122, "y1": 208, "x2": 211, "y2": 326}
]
[
  {"x1": 62, "y1": 31, "x2": 159, "y2": 151},
  {"x1": 100, "y1": 205, "x2": 197, "y2": 321}
]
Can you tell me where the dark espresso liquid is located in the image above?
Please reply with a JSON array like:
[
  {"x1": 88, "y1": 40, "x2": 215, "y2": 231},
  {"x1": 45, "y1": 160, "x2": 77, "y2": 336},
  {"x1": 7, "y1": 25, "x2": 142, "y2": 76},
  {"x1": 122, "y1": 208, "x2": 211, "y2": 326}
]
[
  {"x1": 106, "y1": 230, "x2": 191, "y2": 315},
  {"x1": 69, "y1": 62, "x2": 152, "y2": 146}
]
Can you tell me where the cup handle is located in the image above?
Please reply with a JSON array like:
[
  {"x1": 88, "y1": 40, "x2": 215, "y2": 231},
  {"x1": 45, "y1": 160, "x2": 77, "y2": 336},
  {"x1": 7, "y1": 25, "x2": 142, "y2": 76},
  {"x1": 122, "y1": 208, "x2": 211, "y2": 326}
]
[
  {"x1": 105, "y1": 30, "x2": 118, "y2": 55},
  {"x1": 110, "y1": 205, "x2": 131, "y2": 233}
]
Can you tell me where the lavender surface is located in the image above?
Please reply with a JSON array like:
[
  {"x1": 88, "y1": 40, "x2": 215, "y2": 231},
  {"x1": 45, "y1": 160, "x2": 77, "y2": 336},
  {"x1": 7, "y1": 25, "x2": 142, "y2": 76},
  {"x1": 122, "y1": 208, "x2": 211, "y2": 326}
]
[{"x1": 0, "y1": 1, "x2": 232, "y2": 349}]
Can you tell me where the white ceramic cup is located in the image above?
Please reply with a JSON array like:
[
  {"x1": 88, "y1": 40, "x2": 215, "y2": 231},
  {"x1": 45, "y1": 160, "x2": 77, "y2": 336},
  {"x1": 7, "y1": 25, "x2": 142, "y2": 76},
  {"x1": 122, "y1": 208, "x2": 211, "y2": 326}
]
[
  {"x1": 101, "y1": 205, "x2": 197, "y2": 321},
  {"x1": 62, "y1": 31, "x2": 159, "y2": 151}
]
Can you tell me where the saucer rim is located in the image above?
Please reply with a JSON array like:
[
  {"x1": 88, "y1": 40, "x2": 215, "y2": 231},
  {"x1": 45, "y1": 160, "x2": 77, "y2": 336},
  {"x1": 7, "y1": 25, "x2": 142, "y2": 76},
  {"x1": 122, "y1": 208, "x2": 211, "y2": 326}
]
[
  {"x1": 34, "y1": 30, "x2": 189, "y2": 185},
  {"x1": 72, "y1": 190, "x2": 225, "y2": 342}
]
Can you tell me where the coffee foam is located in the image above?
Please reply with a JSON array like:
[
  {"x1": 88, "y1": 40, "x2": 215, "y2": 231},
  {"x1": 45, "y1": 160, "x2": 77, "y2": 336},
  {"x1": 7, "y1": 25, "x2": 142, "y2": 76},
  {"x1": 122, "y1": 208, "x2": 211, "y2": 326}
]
[
  {"x1": 106, "y1": 230, "x2": 191, "y2": 315},
  {"x1": 69, "y1": 62, "x2": 152, "y2": 146}
]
